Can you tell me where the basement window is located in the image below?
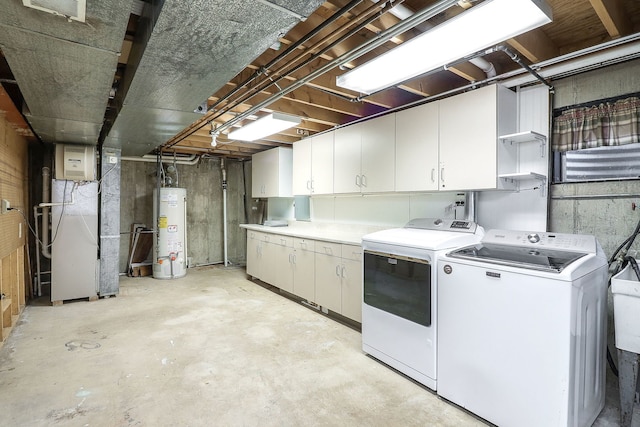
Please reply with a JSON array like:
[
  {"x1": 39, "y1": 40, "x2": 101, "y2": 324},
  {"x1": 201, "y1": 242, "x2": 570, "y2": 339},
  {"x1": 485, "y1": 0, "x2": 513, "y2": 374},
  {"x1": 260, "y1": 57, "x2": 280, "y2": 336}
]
[
  {"x1": 551, "y1": 94, "x2": 640, "y2": 183},
  {"x1": 553, "y1": 143, "x2": 640, "y2": 183}
]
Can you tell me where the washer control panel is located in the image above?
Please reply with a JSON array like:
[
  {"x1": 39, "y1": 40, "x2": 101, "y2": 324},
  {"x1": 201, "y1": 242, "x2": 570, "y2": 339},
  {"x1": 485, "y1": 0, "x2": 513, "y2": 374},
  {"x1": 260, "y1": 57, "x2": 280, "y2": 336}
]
[
  {"x1": 482, "y1": 229, "x2": 598, "y2": 253},
  {"x1": 405, "y1": 218, "x2": 478, "y2": 233}
]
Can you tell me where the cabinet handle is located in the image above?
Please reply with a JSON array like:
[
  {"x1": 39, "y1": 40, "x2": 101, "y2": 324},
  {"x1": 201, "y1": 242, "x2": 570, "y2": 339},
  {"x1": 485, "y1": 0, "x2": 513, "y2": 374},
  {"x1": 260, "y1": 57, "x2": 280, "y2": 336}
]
[
  {"x1": 306, "y1": 180, "x2": 311, "y2": 190},
  {"x1": 310, "y1": 179, "x2": 314, "y2": 192},
  {"x1": 355, "y1": 175, "x2": 361, "y2": 187},
  {"x1": 361, "y1": 175, "x2": 367, "y2": 187},
  {"x1": 280, "y1": 238, "x2": 287, "y2": 245},
  {"x1": 440, "y1": 167, "x2": 445, "y2": 183},
  {"x1": 341, "y1": 265, "x2": 346, "y2": 278},
  {"x1": 293, "y1": 254, "x2": 297, "y2": 264},
  {"x1": 335, "y1": 265, "x2": 341, "y2": 276},
  {"x1": 431, "y1": 168, "x2": 435, "y2": 183}
]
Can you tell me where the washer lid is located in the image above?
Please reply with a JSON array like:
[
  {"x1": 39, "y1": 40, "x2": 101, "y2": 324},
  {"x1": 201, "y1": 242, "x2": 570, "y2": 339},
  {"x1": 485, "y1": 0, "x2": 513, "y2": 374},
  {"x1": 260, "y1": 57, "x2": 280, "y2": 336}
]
[{"x1": 447, "y1": 243, "x2": 588, "y2": 273}]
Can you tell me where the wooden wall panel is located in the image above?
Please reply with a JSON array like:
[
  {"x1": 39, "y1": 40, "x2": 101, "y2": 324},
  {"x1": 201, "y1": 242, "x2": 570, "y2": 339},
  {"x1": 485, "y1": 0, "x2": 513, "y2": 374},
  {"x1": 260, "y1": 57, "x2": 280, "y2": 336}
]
[{"x1": 0, "y1": 115, "x2": 28, "y2": 261}]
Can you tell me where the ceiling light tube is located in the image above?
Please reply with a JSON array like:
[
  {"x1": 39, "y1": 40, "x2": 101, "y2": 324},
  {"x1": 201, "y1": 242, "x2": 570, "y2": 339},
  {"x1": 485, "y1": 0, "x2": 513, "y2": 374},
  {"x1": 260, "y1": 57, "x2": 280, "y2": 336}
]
[
  {"x1": 336, "y1": 0, "x2": 553, "y2": 94},
  {"x1": 228, "y1": 112, "x2": 301, "y2": 141}
]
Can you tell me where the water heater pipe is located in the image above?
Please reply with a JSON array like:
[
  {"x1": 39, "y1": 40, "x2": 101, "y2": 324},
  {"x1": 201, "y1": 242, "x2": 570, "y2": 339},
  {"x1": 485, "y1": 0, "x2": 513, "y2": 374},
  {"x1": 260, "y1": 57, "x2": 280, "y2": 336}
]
[{"x1": 221, "y1": 158, "x2": 229, "y2": 266}]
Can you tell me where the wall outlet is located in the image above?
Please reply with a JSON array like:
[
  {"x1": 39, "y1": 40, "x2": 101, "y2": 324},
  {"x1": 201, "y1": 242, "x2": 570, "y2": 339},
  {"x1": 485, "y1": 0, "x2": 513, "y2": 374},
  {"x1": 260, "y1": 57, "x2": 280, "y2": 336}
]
[{"x1": 1, "y1": 199, "x2": 9, "y2": 214}]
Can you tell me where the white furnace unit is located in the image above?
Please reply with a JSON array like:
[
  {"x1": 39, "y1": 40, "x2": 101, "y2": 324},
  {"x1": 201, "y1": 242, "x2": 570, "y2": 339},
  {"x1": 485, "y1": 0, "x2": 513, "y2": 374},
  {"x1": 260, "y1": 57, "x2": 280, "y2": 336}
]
[
  {"x1": 153, "y1": 187, "x2": 187, "y2": 279},
  {"x1": 437, "y1": 229, "x2": 608, "y2": 427}
]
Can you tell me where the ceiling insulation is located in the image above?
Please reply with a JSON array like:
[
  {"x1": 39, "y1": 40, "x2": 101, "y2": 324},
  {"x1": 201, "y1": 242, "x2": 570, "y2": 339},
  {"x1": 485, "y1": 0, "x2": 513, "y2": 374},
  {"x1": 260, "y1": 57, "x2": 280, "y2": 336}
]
[
  {"x1": 0, "y1": 0, "x2": 131, "y2": 145},
  {"x1": 103, "y1": 0, "x2": 325, "y2": 156}
]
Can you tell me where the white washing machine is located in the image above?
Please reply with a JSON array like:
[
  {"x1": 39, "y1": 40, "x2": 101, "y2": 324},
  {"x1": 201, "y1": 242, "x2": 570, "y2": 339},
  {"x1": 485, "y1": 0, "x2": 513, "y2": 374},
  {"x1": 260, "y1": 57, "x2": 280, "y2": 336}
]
[
  {"x1": 361, "y1": 218, "x2": 484, "y2": 390},
  {"x1": 437, "y1": 229, "x2": 608, "y2": 427}
]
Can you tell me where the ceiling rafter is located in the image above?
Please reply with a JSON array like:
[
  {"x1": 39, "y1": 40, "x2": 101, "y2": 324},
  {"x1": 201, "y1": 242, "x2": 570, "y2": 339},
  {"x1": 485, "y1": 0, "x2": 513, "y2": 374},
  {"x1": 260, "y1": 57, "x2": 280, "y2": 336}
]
[{"x1": 588, "y1": 0, "x2": 633, "y2": 39}]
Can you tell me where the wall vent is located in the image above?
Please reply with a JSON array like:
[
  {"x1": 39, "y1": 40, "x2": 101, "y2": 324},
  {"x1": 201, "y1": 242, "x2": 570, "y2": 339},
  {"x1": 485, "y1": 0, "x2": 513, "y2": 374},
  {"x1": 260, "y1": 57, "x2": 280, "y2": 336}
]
[{"x1": 22, "y1": 0, "x2": 86, "y2": 22}]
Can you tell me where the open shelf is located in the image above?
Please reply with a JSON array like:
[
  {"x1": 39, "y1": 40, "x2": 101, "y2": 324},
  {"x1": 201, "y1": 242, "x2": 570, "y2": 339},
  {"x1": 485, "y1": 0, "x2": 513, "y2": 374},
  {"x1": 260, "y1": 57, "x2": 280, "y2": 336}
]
[
  {"x1": 499, "y1": 172, "x2": 546, "y2": 181},
  {"x1": 499, "y1": 131, "x2": 546, "y2": 144}
]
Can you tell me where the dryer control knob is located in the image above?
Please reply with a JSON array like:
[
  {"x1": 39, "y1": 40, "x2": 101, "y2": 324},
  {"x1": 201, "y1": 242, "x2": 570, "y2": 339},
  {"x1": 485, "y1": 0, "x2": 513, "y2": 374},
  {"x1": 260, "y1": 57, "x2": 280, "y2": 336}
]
[{"x1": 528, "y1": 233, "x2": 540, "y2": 243}]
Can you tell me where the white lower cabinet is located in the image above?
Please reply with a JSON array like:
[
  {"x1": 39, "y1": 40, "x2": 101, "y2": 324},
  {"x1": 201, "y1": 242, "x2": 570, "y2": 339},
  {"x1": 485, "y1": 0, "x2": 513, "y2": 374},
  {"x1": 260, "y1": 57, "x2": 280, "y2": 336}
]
[
  {"x1": 340, "y1": 245, "x2": 363, "y2": 323},
  {"x1": 245, "y1": 230, "x2": 362, "y2": 323},
  {"x1": 267, "y1": 235, "x2": 294, "y2": 293},
  {"x1": 246, "y1": 231, "x2": 266, "y2": 279},
  {"x1": 314, "y1": 242, "x2": 363, "y2": 322},
  {"x1": 292, "y1": 238, "x2": 315, "y2": 302}
]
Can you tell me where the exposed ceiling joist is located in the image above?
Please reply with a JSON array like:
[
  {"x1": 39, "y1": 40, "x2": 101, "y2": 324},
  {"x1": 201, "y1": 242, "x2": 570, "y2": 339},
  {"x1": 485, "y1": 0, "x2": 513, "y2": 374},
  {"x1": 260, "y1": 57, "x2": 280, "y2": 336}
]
[{"x1": 589, "y1": 0, "x2": 633, "y2": 38}]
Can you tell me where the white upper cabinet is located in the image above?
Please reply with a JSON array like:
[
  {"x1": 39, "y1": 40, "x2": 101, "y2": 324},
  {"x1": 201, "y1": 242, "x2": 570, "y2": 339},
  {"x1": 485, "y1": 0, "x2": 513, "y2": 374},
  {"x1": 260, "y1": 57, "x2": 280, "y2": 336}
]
[
  {"x1": 438, "y1": 84, "x2": 517, "y2": 191},
  {"x1": 311, "y1": 132, "x2": 334, "y2": 195},
  {"x1": 395, "y1": 102, "x2": 439, "y2": 192},
  {"x1": 292, "y1": 138, "x2": 312, "y2": 195},
  {"x1": 333, "y1": 122, "x2": 363, "y2": 194},
  {"x1": 293, "y1": 132, "x2": 334, "y2": 195},
  {"x1": 361, "y1": 113, "x2": 395, "y2": 193},
  {"x1": 334, "y1": 115, "x2": 395, "y2": 194},
  {"x1": 251, "y1": 147, "x2": 293, "y2": 198}
]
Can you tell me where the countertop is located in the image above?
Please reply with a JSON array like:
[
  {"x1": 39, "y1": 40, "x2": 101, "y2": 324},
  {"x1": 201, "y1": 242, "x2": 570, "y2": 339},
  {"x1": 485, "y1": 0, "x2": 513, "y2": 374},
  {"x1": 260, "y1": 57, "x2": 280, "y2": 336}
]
[{"x1": 240, "y1": 222, "x2": 389, "y2": 246}]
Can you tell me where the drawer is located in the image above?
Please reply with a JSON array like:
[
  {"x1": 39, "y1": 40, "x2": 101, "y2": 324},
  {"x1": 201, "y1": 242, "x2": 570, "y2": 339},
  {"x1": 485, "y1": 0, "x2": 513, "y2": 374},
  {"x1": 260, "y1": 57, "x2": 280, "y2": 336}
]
[
  {"x1": 248, "y1": 230, "x2": 264, "y2": 240},
  {"x1": 341, "y1": 244, "x2": 362, "y2": 262},
  {"x1": 270, "y1": 235, "x2": 293, "y2": 247},
  {"x1": 315, "y1": 241, "x2": 341, "y2": 257},
  {"x1": 294, "y1": 238, "x2": 315, "y2": 252}
]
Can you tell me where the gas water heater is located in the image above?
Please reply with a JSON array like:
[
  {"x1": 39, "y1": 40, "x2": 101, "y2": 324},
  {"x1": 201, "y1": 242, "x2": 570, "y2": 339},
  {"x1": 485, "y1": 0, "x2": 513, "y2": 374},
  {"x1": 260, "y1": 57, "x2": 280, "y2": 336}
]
[{"x1": 153, "y1": 187, "x2": 187, "y2": 279}]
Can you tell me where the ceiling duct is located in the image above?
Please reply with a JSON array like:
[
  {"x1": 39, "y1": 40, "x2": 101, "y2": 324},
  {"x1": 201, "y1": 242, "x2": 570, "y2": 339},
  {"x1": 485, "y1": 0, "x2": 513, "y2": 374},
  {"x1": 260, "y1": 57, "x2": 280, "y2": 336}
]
[
  {"x1": 0, "y1": 0, "x2": 131, "y2": 145},
  {"x1": 103, "y1": 0, "x2": 325, "y2": 156},
  {"x1": 22, "y1": 0, "x2": 86, "y2": 23}
]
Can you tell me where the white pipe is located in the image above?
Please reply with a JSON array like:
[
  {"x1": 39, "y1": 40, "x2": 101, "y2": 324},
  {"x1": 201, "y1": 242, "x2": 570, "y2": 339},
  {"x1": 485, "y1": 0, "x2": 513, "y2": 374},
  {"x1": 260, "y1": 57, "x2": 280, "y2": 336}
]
[
  {"x1": 121, "y1": 154, "x2": 200, "y2": 165},
  {"x1": 41, "y1": 167, "x2": 51, "y2": 259},
  {"x1": 221, "y1": 158, "x2": 228, "y2": 267},
  {"x1": 469, "y1": 57, "x2": 496, "y2": 78}
]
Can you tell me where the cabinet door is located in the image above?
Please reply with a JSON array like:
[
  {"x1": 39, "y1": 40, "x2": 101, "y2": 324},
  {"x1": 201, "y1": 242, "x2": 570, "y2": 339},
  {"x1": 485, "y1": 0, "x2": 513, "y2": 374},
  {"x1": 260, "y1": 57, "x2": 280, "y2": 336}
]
[
  {"x1": 361, "y1": 113, "x2": 395, "y2": 193},
  {"x1": 260, "y1": 236, "x2": 277, "y2": 286},
  {"x1": 439, "y1": 85, "x2": 499, "y2": 191},
  {"x1": 246, "y1": 232, "x2": 262, "y2": 279},
  {"x1": 314, "y1": 252, "x2": 342, "y2": 313},
  {"x1": 251, "y1": 147, "x2": 292, "y2": 197},
  {"x1": 252, "y1": 149, "x2": 279, "y2": 197},
  {"x1": 333, "y1": 122, "x2": 362, "y2": 194},
  {"x1": 292, "y1": 238, "x2": 315, "y2": 302},
  {"x1": 292, "y1": 138, "x2": 312, "y2": 195},
  {"x1": 341, "y1": 258, "x2": 362, "y2": 323},
  {"x1": 311, "y1": 132, "x2": 334, "y2": 195},
  {"x1": 270, "y1": 237, "x2": 294, "y2": 293},
  {"x1": 395, "y1": 102, "x2": 439, "y2": 191}
]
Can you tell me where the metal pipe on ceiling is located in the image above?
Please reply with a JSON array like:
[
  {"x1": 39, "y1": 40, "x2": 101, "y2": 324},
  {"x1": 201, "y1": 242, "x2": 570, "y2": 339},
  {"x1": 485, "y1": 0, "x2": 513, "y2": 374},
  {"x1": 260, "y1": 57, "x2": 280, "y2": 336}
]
[
  {"x1": 210, "y1": 0, "x2": 401, "y2": 123},
  {"x1": 207, "y1": 0, "x2": 366, "y2": 115},
  {"x1": 214, "y1": 0, "x2": 461, "y2": 134},
  {"x1": 166, "y1": 0, "x2": 413, "y2": 149}
]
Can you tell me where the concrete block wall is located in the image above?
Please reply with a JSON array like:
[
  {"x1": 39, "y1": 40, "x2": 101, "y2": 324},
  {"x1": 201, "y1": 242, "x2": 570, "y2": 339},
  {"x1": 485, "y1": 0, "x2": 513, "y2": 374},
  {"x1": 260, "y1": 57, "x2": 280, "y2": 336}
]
[
  {"x1": 549, "y1": 58, "x2": 640, "y2": 259},
  {"x1": 119, "y1": 157, "x2": 248, "y2": 273}
]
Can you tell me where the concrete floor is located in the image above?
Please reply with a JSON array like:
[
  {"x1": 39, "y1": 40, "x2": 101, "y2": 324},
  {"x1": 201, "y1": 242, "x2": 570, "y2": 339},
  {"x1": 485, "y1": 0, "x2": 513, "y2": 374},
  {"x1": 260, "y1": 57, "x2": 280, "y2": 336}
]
[{"x1": 0, "y1": 265, "x2": 636, "y2": 426}]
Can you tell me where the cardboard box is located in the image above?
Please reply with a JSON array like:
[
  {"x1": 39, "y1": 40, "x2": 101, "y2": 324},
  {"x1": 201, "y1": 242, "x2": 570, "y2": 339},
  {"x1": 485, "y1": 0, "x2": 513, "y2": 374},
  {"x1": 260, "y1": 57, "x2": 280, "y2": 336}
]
[{"x1": 129, "y1": 262, "x2": 152, "y2": 277}]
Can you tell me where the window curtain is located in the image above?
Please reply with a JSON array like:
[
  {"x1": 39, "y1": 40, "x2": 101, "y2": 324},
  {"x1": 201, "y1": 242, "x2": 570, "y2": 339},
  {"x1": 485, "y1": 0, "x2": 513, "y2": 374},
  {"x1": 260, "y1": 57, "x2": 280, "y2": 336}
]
[{"x1": 552, "y1": 96, "x2": 640, "y2": 152}]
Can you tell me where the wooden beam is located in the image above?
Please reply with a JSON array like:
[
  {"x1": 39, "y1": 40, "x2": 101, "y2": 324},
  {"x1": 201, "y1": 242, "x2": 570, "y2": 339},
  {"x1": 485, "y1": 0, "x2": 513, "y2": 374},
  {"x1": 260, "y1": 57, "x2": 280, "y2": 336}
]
[
  {"x1": 507, "y1": 29, "x2": 559, "y2": 63},
  {"x1": 588, "y1": 0, "x2": 632, "y2": 38}
]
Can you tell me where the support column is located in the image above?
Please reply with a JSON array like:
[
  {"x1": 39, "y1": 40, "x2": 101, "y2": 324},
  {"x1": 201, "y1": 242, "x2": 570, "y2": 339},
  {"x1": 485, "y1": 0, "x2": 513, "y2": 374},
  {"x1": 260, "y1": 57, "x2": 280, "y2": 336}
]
[{"x1": 99, "y1": 147, "x2": 121, "y2": 296}]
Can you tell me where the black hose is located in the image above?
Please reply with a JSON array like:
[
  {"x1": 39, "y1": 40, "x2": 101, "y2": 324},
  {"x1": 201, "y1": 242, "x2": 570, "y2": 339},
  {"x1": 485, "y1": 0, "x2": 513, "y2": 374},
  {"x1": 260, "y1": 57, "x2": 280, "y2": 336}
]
[{"x1": 624, "y1": 256, "x2": 640, "y2": 280}]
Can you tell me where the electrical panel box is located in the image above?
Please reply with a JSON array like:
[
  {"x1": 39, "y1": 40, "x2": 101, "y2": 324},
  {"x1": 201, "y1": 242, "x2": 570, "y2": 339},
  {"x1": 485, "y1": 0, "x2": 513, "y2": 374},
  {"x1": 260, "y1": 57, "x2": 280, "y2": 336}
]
[{"x1": 55, "y1": 144, "x2": 96, "y2": 181}]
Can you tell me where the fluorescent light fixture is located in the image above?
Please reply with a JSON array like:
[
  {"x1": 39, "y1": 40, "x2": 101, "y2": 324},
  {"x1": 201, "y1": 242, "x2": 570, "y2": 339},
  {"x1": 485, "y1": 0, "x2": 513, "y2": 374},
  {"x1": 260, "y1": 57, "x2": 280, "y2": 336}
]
[
  {"x1": 228, "y1": 112, "x2": 301, "y2": 142},
  {"x1": 336, "y1": 0, "x2": 552, "y2": 94}
]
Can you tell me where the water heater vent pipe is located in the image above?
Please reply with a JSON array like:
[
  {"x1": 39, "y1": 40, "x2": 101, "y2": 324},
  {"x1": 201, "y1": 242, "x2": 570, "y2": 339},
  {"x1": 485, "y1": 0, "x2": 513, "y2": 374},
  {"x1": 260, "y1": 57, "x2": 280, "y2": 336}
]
[{"x1": 221, "y1": 158, "x2": 229, "y2": 267}]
